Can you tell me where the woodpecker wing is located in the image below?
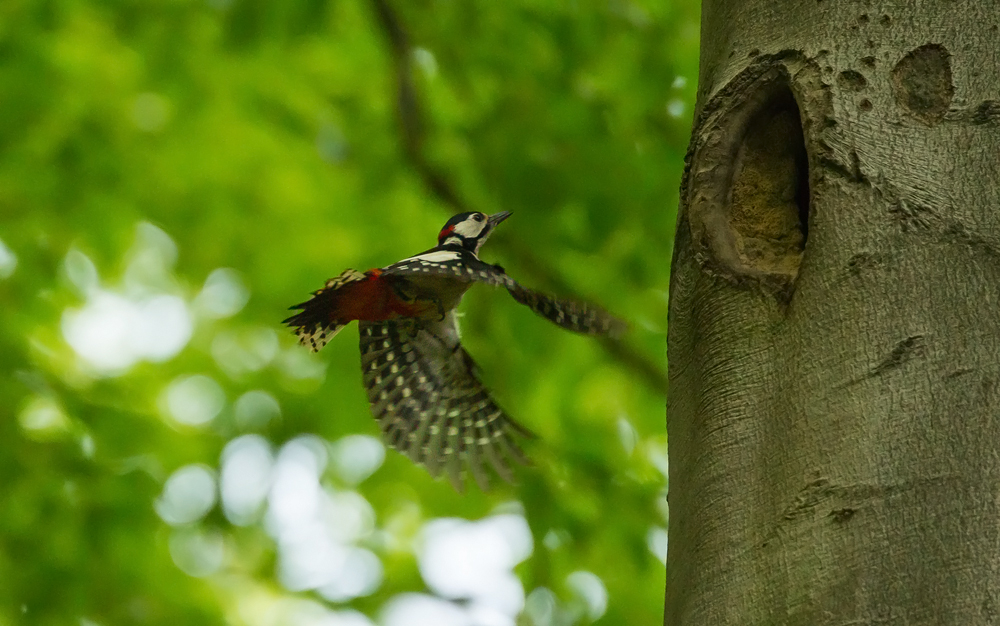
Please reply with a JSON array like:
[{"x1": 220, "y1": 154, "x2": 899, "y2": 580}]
[
  {"x1": 505, "y1": 283, "x2": 627, "y2": 337},
  {"x1": 382, "y1": 247, "x2": 517, "y2": 288},
  {"x1": 358, "y1": 314, "x2": 532, "y2": 491},
  {"x1": 384, "y1": 250, "x2": 626, "y2": 337},
  {"x1": 283, "y1": 269, "x2": 368, "y2": 352}
]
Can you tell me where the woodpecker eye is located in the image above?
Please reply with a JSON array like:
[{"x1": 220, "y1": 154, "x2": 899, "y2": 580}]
[{"x1": 474, "y1": 214, "x2": 484, "y2": 222}]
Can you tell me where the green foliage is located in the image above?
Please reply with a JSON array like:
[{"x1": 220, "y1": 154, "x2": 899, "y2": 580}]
[{"x1": 0, "y1": 0, "x2": 697, "y2": 624}]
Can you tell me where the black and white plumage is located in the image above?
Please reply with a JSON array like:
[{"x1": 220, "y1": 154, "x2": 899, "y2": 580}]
[
  {"x1": 384, "y1": 250, "x2": 624, "y2": 337},
  {"x1": 284, "y1": 211, "x2": 625, "y2": 490},
  {"x1": 358, "y1": 316, "x2": 532, "y2": 490}
]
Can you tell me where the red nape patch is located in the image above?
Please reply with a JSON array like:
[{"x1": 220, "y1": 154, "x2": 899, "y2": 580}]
[{"x1": 439, "y1": 225, "x2": 455, "y2": 239}]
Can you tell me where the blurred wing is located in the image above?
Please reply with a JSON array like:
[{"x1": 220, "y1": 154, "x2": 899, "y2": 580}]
[
  {"x1": 387, "y1": 251, "x2": 626, "y2": 336},
  {"x1": 506, "y1": 283, "x2": 628, "y2": 337},
  {"x1": 358, "y1": 316, "x2": 531, "y2": 491},
  {"x1": 283, "y1": 269, "x2": 367, "y2": 351}
]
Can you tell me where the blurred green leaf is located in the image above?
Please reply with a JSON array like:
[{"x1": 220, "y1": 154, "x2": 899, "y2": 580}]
[{"x1": 0, "y1": 0, "x2": 697, "y2": 624}]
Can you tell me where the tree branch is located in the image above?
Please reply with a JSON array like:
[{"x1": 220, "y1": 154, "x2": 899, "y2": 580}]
[
  {"x1": 370, "y1": 0, "x2": 470, "y2": 213},
  {"x1": 369, "y1": 0, "x2": 667, "y2": 395}
]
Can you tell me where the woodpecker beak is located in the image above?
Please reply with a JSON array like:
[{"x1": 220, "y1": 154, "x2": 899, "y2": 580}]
[{"x1": 488, "y1": 211, "x2": 511, "y2": 227}]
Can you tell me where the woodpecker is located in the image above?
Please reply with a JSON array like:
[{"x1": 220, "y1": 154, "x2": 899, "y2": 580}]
[{"x1": 284, "y1": 211, "x2": 625, "y2": 490}]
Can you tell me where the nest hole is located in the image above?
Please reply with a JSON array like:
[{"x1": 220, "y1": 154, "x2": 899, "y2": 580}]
[{"x1": 728, "y1": 87, "x2": 810, "y2": 279}]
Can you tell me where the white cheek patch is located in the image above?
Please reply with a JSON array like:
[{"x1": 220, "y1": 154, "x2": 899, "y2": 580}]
[
  {"x1": 400, "y1": 250, "x2": 462, "y2": 264},
  {"x1": 452, "y1": 217, "x2": 486, "y2": 238}
]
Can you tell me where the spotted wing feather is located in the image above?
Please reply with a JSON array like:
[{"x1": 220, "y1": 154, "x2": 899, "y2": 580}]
[
  {"x1": 383, "y1": 249, "x2": 517, "y2": 288},
  {"x1": 283, "y1": 269, "x2": 366, "y2": 352},
  {"x1": 506, "y1": 284, "x2": 627, "y2": 337},
  {"x1": 358, "y1": 316, "x2": 531, "y2": 491},
  {"x1": 385, "y1": 253, "x2": 625, "y2": 337}
]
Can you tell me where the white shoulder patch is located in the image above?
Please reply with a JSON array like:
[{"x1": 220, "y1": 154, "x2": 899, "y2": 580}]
[{"x1": 400, "y1": 250, "x2": 462, "y2": 264}]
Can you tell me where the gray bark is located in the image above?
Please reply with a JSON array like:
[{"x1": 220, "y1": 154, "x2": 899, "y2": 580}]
[{"x1": 666, "y1": 1, "x2": 1000, "y2": 624}]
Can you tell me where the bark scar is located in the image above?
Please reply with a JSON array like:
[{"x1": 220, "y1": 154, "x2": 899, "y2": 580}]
[
  {"x1": 783, "y1": 477, "x2": 837, "y2": 520},
  {"x1": 778, "y1": 473, "x2": 961, "y2": 532},
  {"x1": 870, "y1": 335, "x2": 925, "y2": 377},
  {"x1": 837, "y1": 334, "x2": 927, "y2": 389}
]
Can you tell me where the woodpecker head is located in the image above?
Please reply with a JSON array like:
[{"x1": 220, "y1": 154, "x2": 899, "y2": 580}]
[{"x1": 437, "y1": 211, "x2": 511, "y2": 254}]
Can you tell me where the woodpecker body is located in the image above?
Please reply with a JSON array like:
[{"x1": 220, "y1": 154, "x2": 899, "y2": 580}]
[{"x1": 284, "y1": 211, "x2": 624, "y2": 490}]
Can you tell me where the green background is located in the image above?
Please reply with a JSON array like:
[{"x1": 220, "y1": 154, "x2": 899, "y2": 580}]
[{"x1": 0, "y1": 0, "x2": 698, "y2": 624}]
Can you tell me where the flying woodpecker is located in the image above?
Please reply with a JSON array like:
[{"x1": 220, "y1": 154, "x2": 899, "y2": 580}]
[{"x1": 284, "y1": 211, "x2": 624, "y2": 490}]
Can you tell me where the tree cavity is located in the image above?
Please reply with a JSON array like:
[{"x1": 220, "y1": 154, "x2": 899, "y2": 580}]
[
  {"x1": 728, "y1": 87, "x2": 810, "y2": 282},
  {"x1": 683, "y1": 59, "x2": 817, "y2": 301}
]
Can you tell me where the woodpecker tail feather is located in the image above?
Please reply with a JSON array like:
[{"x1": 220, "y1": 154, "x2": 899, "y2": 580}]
[
  {"x1": 359, "y1": 318, "x2": 532, "y2": 491},
  {"x1": 283, "y1": 269, "x2": 367, "y2": 352}
]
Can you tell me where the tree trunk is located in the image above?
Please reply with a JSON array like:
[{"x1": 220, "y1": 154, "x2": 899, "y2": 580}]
[{"x1": 665, "y1": 0, "x2": 1000, "y2": 623}]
